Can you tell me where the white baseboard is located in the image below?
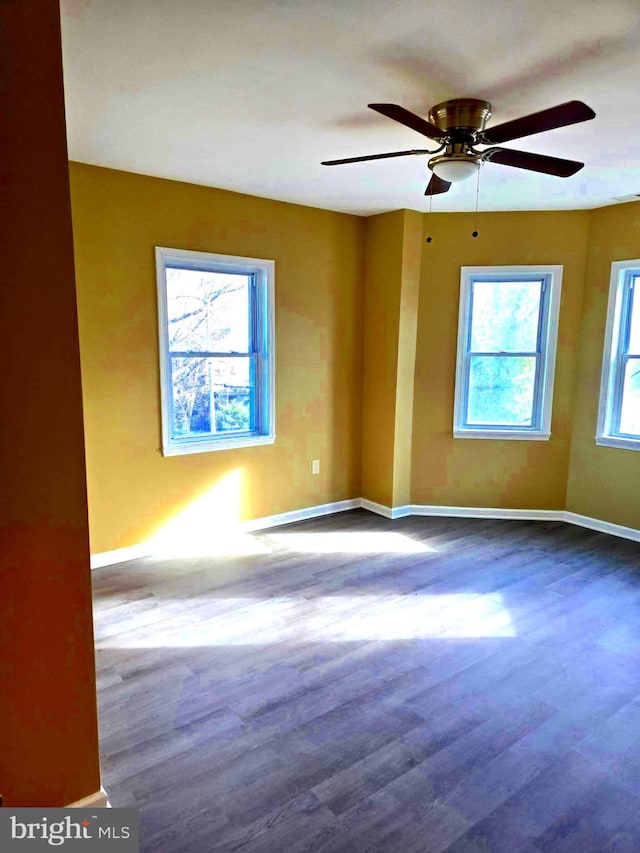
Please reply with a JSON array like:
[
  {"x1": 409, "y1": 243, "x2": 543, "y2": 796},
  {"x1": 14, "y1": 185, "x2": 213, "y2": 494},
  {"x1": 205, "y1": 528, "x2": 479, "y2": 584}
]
[
  {"x1": 91, "y1": 543, "x2": 151, "y2": 569},
  {"x1": 68, "y1": 787, "x2": 110, "y2": 808},
  {"x1": 239, "y1": 498, "x2": 360, "y2": 533},
  {"x1": 564, "y1": 511, "x2": 640, "y2": 543},
  {"x1": 359, "y1": 498, "x2": 410, "y2": 519},
  {"x1": 90, "y1": 498, "x2": 360, "y2": 569},
  {"x1": 398, "y1": 503, "x2": 639, "y2": 541},
  {"x1": 408, "y1": 504, "x2": 565, "y2": 522},
  {"x1": 91, "y1": 497, "x2": 640, "y2": 569}
]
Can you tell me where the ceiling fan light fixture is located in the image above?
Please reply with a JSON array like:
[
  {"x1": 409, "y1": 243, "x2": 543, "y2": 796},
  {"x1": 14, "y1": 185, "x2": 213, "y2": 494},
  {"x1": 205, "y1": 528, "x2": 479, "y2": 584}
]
[{"x1": 430, "y1": 156, "x2": 481, "y2": 183}]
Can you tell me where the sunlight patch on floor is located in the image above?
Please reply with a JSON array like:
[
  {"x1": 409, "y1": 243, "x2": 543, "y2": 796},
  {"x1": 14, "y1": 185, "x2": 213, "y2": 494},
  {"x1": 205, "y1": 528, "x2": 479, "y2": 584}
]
[
  {"x1": 148, "y1": 533, "x2": 272, "y2": 558},
  {"x1": 147, "y1": 523, "x2": 434, "y2": 559},
  {"x1": 97, "y1": 592, "x2": 516, "y2": 648},
  {"x1": 265, "y1": 531, "x2": 435, "y2": 554}
]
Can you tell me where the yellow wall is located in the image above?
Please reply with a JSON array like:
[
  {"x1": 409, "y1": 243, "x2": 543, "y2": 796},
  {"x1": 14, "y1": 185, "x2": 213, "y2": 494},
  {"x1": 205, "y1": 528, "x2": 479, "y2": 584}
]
[
  {"x1": 393, "y1": 210, "x2": 422, "y2": 508},
  {"x1": 69, "y1": 164, "x2": 364, "y2": 554},
  {"x1": 70, "y1": 162, "x2": 640, "y2": 549},
  {"x1": 360, "y1": 208, "x2": 421, "y2": 509},
  {"x1": 411, "y1": 210, "x2": 590, "y2": 509},
  {"x1": 566, "y1": 201, "x2": 640, "y2": 528},
  {"x1": 360, "y1": 211, "x2": 403, "y2": 506}
]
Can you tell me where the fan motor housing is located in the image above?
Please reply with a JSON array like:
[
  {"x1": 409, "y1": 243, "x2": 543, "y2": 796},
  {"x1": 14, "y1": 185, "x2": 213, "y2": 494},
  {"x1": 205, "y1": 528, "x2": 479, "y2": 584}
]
[{"x1": 428, "y1": 99, "x2": 492, "y2": 133}]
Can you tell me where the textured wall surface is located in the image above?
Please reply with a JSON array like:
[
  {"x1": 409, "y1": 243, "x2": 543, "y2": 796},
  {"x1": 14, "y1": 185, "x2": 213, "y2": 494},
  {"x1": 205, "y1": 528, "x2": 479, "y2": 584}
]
[
  {"x1": 70, "y1": 163, "x2": 640, "y2": 553},
  {"x1": 411, "y1": 210, "x2": 590, "y2": 510},
  {"x1": 567, "y1": 202, "x2": 640, "y2": 528},
  {"x1": 360, "y1": 211, "x2": 405, "y2": 507},
  {"x1": 70, "y1": 164, "x2": 364, "y2": 553}
]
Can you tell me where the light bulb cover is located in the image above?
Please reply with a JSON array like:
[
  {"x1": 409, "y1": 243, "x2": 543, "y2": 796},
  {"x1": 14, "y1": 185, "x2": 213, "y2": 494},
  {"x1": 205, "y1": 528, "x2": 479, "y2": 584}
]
[{"x1": 430, "y1": 157, "x2": 481, "y2": 183}]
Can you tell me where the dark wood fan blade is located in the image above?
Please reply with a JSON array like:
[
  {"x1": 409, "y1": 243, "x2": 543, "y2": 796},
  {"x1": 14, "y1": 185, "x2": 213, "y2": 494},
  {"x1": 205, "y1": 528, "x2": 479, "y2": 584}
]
[
  {"x1": 425, "y1": 173, "x2": 452, "y2": 195},
  {"x1": 482, "y1": 101, "x2": 595, "y2": 144},
  {"x1": 368, "y1": 103, "x2": 447, "y2": 141},
  {"x1": 485, "y1": 147, "x2": 584, "y2": 177},
  {"x1": 321, "y1": 149, "x2": 430, "y2": 166}
]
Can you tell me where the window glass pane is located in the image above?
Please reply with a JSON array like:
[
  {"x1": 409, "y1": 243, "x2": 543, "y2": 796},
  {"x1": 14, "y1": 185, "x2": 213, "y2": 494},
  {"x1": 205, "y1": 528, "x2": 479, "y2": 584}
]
[
  {"x1": 166, "y1": 268, "x2": 250, "y2": 353},
  {"x1": 619, "y1": 358, "x2": 640, "y2": 436},
  {"x1": 467, "y1": 356, "x2": 536, "y2": 426},
  {"x1": 171, "y1": 356, "x2": 253, "y2": 437},
  {"x1": 628, "y1": 279, "x2": 640, "y2": 355},
  {"x1": 470, "y1": 281, "x2": 542, "y2": 353}
]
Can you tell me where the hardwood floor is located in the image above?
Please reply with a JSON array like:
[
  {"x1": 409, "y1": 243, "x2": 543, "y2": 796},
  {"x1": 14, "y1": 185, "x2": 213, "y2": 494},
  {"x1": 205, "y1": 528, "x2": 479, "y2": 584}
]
[{"x1": 93, "y1": 510, "x2": 640, "y2": 852}]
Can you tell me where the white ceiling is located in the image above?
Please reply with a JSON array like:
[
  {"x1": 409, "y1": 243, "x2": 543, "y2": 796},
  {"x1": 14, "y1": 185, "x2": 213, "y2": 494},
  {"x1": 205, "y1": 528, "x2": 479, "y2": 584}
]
[{"x1": 60, "y1": 0, "x2": 640, "y2": 216}]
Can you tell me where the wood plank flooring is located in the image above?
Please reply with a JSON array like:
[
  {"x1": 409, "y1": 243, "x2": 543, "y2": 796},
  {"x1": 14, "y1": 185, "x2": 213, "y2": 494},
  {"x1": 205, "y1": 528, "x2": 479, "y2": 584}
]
[{"x1": 92, "y1": 510, "x2": 640, "y2": 852}]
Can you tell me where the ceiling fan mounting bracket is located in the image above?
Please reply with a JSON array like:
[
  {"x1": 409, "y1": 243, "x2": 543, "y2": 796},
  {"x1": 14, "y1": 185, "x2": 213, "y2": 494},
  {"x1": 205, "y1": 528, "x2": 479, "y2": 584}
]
[{"x1": 428, "y1": 99, "x2": 493, "y2": 135}]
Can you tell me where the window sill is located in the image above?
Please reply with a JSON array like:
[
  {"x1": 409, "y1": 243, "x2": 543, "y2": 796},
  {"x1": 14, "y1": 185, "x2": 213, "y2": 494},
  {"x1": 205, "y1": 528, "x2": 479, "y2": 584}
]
[
  {"x1": 596, "y1": 435, "x2": 640, "y2": 451},
  {"x1": 162, "y1": 433, "x2": 276, "y2": 457},
  {"x1": 454, "y1": 429, "x2": 551, "y2": 441}
]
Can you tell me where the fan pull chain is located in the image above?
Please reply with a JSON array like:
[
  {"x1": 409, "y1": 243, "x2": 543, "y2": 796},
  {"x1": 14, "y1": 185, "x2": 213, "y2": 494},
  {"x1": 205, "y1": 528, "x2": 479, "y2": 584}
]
[
  {"x1": 426, "y1": 192, "x2": 433, "y2": 244},
  {"x1": 472, "y1": 167, "x2": 480, "y2": 238},
  {"x1": 424, "y1": 190, "x2": 434, "y2": 296}
]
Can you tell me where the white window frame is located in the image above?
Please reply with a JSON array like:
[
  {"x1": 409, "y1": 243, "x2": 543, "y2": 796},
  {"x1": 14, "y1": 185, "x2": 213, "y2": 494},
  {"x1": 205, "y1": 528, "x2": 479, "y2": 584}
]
[
  {"x1": 596, "y1": 258, "x2": 640, "y2": 451},
  {"x1": 155, "y1": 246, "x2": 275, "y2": 456},
  {"x1": 453, "y1": 265, "x2": 562, "y2": 440}
]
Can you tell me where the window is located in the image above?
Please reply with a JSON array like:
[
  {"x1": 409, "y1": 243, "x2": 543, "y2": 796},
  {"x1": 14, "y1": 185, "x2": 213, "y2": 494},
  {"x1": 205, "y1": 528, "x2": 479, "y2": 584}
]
[
  {"x1": 155, "y1": 247, "x2": 275, "y2": 456},
  {"x1": 453, "y1": 265, "x2": 562, "y2": 440},
  {"x1": 597, "y1": 259, "x2": 640, "y2": 450}
]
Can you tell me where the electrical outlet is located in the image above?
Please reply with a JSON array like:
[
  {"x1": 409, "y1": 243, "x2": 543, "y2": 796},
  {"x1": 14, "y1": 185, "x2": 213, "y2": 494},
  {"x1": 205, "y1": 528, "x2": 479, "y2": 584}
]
[{"x1": 312, "y1": 459, "x2": 320, "y2": 475}]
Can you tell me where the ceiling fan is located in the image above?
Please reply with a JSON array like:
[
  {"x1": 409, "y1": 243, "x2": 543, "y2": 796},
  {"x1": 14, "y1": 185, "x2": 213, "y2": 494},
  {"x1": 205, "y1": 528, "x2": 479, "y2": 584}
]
[{"x1": 322, "y1": 99, "x2": 596, "y2": 195}]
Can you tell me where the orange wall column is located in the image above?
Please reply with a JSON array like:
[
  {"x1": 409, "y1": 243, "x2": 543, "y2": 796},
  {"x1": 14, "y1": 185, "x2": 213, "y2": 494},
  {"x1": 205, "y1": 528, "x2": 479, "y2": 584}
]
[
  {"x1": 361, "y1": 210, "x2": 421, "y2": 508},
  {"x1": 0, "y1": 1, "x2": 101, "y2": 805}
]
